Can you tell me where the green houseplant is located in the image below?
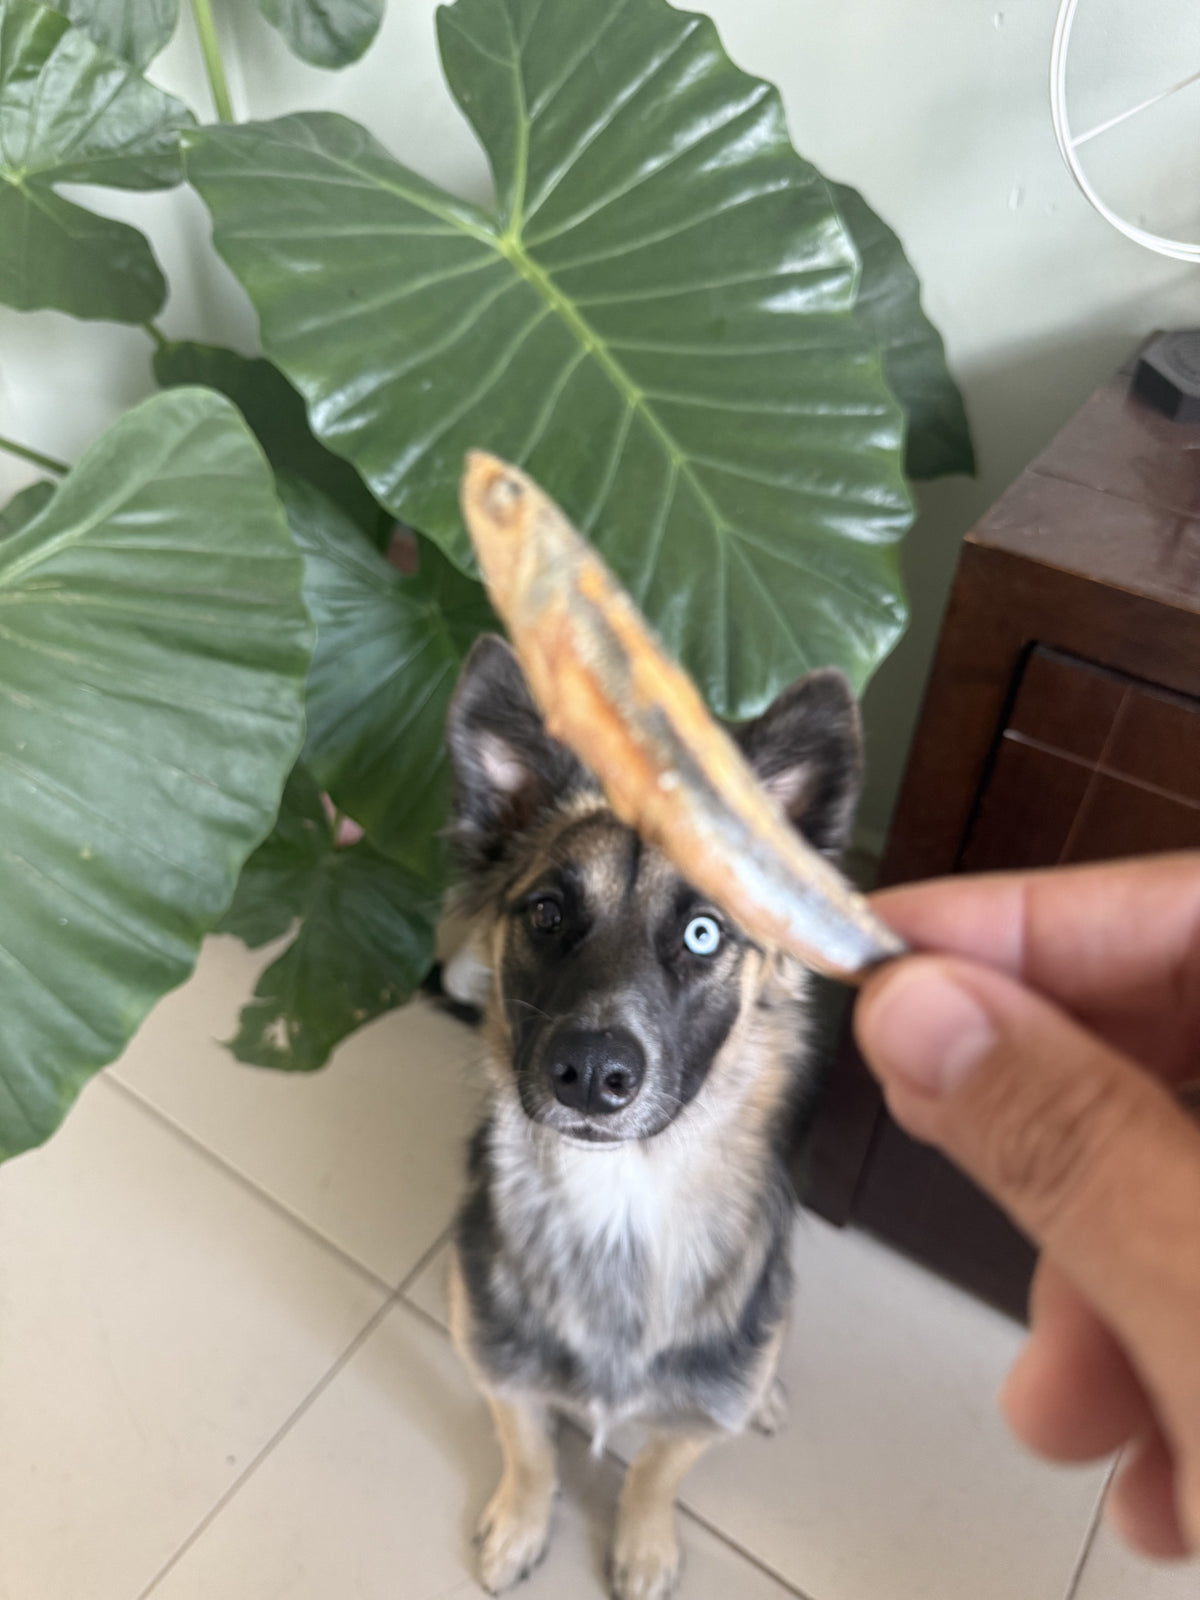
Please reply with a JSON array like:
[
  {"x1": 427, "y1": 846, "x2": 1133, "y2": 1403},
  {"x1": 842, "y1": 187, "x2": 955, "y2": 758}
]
[{"x1": 0, "y1": 0, "x2": 972, "y2": 1162}]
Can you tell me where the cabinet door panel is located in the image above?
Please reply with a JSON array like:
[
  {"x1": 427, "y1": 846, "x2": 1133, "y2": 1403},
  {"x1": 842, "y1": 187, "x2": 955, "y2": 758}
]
[
  {"x1": 958, "y1": 739, "x2": 1091, "y2": 872},
  {"x1": 961, "y1": 648, "x2": 1200, "y2": 873},
  {"x1": 1106, "y1": 688, "x2": 1200, "y2": 803},
  {"x1": 1006, "y1": 650, "x2": 1125, "y2": 760},
  {"x1": 1065, "y1": 775, "x2": 1200, "y2": 862}
]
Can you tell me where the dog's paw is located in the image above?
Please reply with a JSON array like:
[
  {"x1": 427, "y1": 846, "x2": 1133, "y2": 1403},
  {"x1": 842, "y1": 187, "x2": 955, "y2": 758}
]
[
  {"x1": 609, "y1": 1510, "x2": 682, "y2": 1600},
  {"x1": 475, "y1": 1480, "x2": 555, "y2": 1593},
  {"x1": 751, "y1": 1377, "x2": 788, "y2": 1437}
]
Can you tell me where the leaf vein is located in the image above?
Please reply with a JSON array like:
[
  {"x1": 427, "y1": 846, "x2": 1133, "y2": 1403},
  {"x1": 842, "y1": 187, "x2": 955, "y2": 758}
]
[
  {"x1": 536, "y1": 179, "x2": 792, "y2": 273},
  {"x1": 521, "y1": 19, "x2": 701, "y2": 229}
]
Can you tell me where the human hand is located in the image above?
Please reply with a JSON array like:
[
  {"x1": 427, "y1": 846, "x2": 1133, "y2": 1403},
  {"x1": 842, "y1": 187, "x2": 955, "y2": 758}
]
[{"x1": 852, "y1": 854, "x2": 1200, "y2": 1560}]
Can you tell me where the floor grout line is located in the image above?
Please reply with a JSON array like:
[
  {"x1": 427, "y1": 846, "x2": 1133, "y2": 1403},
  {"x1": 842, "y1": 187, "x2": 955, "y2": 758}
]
[
  {"x1": 101, "y1": 1071, "x2": 401, "y2": 1298},
  {"x1": 133, "y1": 1226, "x2": 458, "y2": 1599},
  {"x1": 1061, "y1": 1455, "x2": 1119, "y2": 1600},
  {"x1": 396, "y1": 1222, "x2": 456, "y2": 1299},
  {"x1": 672, "y1": 1500, "x2": 819, "y2": 1600},
  {"x1": 135, "y1": 1289, "x2": 404, "y2": 1600},
  {"x1": 388, "y1": 1295, "x2": 818, "y2": 1599},
  {"x1": 395, "y1": 1291, "x2": 457, "y2": 1342}
]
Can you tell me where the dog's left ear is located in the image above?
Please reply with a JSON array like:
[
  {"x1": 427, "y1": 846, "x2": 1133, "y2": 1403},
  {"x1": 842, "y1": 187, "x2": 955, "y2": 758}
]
[
  {"x1": 731, "y1": 668, "x2": 863, "y2": 856},
  {"x1": 446, "y1": 635, "x2": 587, "y2": 872}
]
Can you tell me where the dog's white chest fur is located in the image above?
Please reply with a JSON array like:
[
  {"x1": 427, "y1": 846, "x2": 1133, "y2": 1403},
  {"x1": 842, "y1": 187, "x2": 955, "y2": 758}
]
[
  {"x1": 491, "y1": 1099, "x2": 751, "y2": 1362},
  {"x1": 554, "y1": 1139, "x2": 667, "y2": 1252}
]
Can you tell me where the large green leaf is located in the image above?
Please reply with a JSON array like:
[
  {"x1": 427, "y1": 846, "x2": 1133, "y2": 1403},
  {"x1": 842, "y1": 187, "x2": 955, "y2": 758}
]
[
  {"x1": 221, "y1": 485, "x2": 496, "y2": 1066},
  {"x1": 184, "y1": 0, "x2": 914, "y2": 719},
  {"x1": 0, "y1": 1, "x2": 192, "y2": 320},
  {"x1": 282, "y1": 475, "x2": 495, "y2": 878},
  {"x1": 154, "y1": 341, "x2": 390, "y2": 542},
  {"x1": 0, "y1": 479, "x2": 55, "y2": 538},
  {"x1": 253, "y1": 0, "x2": 384, "y2": 68},
  {"x1": 226, "y1": 787, "x2": 442, "y2": 1072},
  {"x1": 831, "y1": 183, "x2": 975, "y2": 481},
  {"x1": 0, "y1": 387, "x2": 312, "y2": 1159},
  {"x1": 218, "y1": 763, "x2": 332, "y2": 949},
  {"x1": 46, "y1": 0, "x2": 178, "y2": 67}
]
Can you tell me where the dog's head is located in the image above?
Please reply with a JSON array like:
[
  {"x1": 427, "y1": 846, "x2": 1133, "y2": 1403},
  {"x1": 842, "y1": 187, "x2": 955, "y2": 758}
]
[{"x1": 446, "y1": 635, "x2": 862, "y2": 1145}]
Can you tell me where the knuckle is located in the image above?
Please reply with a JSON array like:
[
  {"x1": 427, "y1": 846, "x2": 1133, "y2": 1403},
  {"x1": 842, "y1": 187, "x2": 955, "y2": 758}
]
[{"x1": 978, "y1": 1064, "x2": 1133, "y2": 1235}]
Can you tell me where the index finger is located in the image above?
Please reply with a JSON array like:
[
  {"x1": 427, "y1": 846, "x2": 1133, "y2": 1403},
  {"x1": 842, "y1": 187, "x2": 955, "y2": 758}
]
[{"x1": 871, "y1": 854, "x2": 1200, "y2": 1084}]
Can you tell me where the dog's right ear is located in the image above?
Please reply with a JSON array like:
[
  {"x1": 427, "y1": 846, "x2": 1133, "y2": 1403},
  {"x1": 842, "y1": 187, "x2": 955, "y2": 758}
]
[{"x1": 446, "y1": 635, "x2": 585, "y2": 871}]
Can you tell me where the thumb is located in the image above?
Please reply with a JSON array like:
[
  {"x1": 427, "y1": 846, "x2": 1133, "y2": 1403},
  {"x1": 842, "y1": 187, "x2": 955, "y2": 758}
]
[{"x1": 854, "y1": 955, "x2": 1200, "y2": 1540}]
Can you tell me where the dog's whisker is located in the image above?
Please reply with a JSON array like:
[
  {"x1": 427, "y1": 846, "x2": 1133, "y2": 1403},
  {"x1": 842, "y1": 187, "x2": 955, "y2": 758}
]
[{"x1": 505, "y1": 997, "x2": 556, "y2": 1023}]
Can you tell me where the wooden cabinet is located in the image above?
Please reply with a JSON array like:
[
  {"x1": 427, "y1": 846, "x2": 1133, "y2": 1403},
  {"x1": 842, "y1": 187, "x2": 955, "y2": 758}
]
[{"x1": 798, "y1": 344, "x2": 1200, "y2": 1320}]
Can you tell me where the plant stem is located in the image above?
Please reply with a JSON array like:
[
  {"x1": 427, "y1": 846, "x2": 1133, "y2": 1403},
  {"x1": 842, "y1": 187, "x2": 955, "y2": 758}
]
[
  {"x1": 0, "y1": 433, "x2": 69, "y2": 476},
  {"x1": 143, "y1": 321, "x2": 169, "y2": 352},
  {"x1": 189, "y1": 0, "x2": 235, "y2": 123}
]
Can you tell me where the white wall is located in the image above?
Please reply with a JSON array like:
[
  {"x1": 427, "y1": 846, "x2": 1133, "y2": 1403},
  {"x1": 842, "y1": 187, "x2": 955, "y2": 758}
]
[{"x1": 1, "y1": 0, "x2": 1196, "y2": 848}]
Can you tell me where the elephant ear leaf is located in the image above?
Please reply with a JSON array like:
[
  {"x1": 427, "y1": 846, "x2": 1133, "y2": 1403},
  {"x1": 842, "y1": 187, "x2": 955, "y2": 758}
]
[
  {"x1": 0, "y1": 387, "x2": 312, "y2": 1161},
  {"x1": 154, "y1": 340, "x2": 390, "y2": 542},
  {"x1": 832, "y1": 182, "x2": 975, "y2": 481},
  {"x1": 45, "y1": 0, "x2": 178, "y2": 68},
  {"x1": 225, "y1": 801, "x2": 442, "y2": 1073},
  {"x1": 219, "y1": 485, "x2": 497, "y2": 1067},
  {"x1": 184, "y1": 0, "x2": 915, "y2": 720},
  {"x1": 253, "y1": 0, "x2": 384, "y2": 68},
  {"x1": 218, "y1": 764, "x2": 333, "y2": 951},
  {"x1": 0, "y1": 480, "x2": 55, "y2": 538},
  {"x1": 281, "y1": 475, "x2": 494, "y2": 880},
  {"x1": 0, "y1": 0, "x2": 193, "y2": 321}
]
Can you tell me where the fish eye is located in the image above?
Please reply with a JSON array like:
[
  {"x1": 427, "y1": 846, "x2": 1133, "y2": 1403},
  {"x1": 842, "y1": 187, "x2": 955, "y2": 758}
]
[
  {"x1": 527, "y1": 895, "x2": 563, "y2": 934},
  {"x1": 683, "y1": 914, "x2": 722, "y2": 956}
]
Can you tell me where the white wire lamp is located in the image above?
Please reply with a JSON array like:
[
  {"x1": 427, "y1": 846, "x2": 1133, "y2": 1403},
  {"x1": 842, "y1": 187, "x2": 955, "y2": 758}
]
[
  {"x1": 1051, "y1": 0, "x2": 1200, "y2": 263},
  {"x1": 1051, "y1": 0, "x2": 1200, "y2": 418}
]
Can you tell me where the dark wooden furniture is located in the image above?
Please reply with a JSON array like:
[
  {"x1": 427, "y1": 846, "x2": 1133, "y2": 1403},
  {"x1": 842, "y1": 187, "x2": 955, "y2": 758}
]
[{"x1": 799, "y1": 344, "x2": 1200, "y2": 1321}]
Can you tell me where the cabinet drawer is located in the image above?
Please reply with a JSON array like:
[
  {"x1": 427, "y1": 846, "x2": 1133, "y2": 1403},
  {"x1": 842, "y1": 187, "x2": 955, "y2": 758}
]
[{"x1": 960, "y1": 648, "x2": 1200, "y2": 873}]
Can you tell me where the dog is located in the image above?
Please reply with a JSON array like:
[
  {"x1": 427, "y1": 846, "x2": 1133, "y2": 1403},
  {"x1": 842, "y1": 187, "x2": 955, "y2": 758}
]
[{"x1": 443, "y1": 634, "x2": 863, "y2": 1599}]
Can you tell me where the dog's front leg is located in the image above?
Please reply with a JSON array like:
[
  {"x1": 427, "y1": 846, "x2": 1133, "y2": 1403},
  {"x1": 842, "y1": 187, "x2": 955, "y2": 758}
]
[
  {"x1": 611, "y1": 1431, "x2": 713, "y2": 1600},
  {"x1": 476, "y1": 1391, "x2": 559, "y2": 1593},
  {"x1": 448, "y1": 1248, "x2": 559, "y2": 1591}
]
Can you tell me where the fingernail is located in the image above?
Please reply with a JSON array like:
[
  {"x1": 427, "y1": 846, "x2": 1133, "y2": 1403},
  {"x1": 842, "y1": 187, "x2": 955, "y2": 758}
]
[{"x1": 858, "y1": 962, "x2": 997, "y2": 1096}]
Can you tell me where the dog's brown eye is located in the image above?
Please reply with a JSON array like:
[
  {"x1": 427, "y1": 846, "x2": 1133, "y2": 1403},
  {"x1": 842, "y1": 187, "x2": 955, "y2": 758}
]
[{"x1": 528, "y1": 896, "x2": 563, "y2": 933}]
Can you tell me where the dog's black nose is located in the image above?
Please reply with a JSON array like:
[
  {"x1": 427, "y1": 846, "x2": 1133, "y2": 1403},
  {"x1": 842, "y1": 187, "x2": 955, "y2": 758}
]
[{"x1": 545, "y1": 1028, "x2": 645, "y2": 1115}]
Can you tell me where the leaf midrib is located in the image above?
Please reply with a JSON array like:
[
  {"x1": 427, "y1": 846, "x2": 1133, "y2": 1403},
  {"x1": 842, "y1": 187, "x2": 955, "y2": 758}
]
[
  {"x1": 241, "y1": 121, "x2": 737, "y2": 547},
  {"x1": 487, "y1": 30, "x2": 736, "y2": 546},
  {"x1": 499, "y1": 231, "x2": 732, "y2": 542}
]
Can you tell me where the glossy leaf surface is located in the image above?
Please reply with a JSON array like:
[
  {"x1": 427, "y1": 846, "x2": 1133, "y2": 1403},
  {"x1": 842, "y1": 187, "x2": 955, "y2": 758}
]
[
  {"x1": 0, "y1": 388, "x2": 311, "y2": 1158},
  {"x1": 225, "y1": 789, "x2": 441, "y2": 1071},
  {"x1": 154, "y1": 340, "x2": 389, "y2": 541},
  {"x1": 47, "y1": 0, "x2": 178, "y2": 67},
  {"x1": 185, "y1": 0, "x2": 914, "y2": 717},
  {"x1": 283, "y1": 476, "x2": 495, "y2": 877},
  {"x1": 253, "y1": 0, "x2": 384, "y2": 68},
  {"x1": 832, "y1": 182, "x2": 974, "y2": 481},
  {"x1": 0, "y1": 2, "x2": 191, "y2": 319},
  {"x1": 0, "y1": 479, "x2": 55, "y2": 538}
]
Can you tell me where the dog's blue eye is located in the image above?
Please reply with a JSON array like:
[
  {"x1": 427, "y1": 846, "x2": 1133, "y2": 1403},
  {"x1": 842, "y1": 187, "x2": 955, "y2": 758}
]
[{"x1": 683, "y1": 914, "x2": 722, "y2": 956}]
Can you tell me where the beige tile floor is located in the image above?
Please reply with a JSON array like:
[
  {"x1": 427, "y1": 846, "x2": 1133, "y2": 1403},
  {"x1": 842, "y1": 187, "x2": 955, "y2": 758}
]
[{"x1": 3, "y1": 936, "x2": 1196, "y2": 1600}]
